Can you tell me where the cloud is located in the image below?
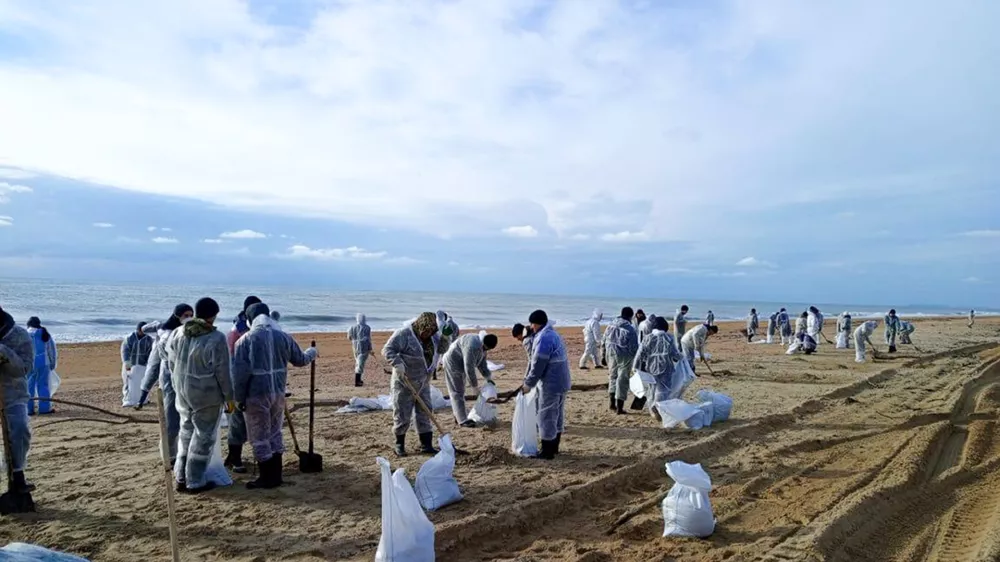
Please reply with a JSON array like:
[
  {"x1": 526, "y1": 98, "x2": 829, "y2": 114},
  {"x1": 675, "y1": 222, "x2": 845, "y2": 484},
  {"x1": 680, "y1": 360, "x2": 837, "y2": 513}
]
[
  {"x1": 961, "y1": 230, "x2": 1000, "y2": 238},
  {"x1": 161, "y1": 227, "x2": 172, "y2": 232},
  {"x1": 220, "y1": 229, "x2": 268, "y2": 239},
  {"x1": 147, "y1": 226, "x2": 157, "y2": 232},
  {"x1": 964, "y1": 276, "x2": 984, "y2": 283},
  {"x1": 736, "y1": 256, "x2": 776, "y2": 267},
  {"x1": 151, "y1": 237, "x2": 179, "y2": 244},
  {"x1": 569, "y1": 233, "x2": 591, "y2": 241},
  {"x1": 92, "y1": 222, "x2": 115, "y2": 228},
  {"x1": 502, "y1": 225, "x2": 538, "y2": 238},
  {"x1": 0, "y1": 216, "x2": 12, "y2": 227},
  {"x1": 384, "y1": 256, "x2": 424, "y2": 265},
  {"x1": 0, "y1": 168, "x2": 36, "y2": 180},
  {"x1": 600, "y1": 231, "x2": 649, "y2": 243},
  {"x1": 0, "y1": 182, "x2": 33, "y2": 203},
  {"x1": 202, "y1": 238, "x2": 224, "y2": 244},
  {"x1": 286, "y1": 245, "x2": 387, "y2": 260}
]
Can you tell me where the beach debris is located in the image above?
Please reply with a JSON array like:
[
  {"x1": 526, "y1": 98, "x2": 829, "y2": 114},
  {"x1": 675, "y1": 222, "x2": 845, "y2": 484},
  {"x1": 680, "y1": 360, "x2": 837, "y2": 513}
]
[
  {"x1": 415, "y1": 434, "x2": 463, "y2": 511},
  {"x1": 662, "y1": 461, "x2": 716, "y2": 538},
  {"x1": 375, "y1": 457, "x2": 435, "y2": 562}
]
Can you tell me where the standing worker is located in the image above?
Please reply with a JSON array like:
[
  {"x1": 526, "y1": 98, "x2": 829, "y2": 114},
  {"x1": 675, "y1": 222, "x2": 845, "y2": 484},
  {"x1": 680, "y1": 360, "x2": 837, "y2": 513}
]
[
  {"x1": 348, "y1": 313, "x2": 372, "y2": 387},
  {"x1": 674, "y1": 306, "x2": 690, "y2": 350},
  {"x1": 382, "y1": 312, "x2": 441, "y2": 457},
  {"x1": 795, "y1": 312, "x2": 808, "y2": 339},
  {"x1": 705, "y1": 310, "x2": 715, "y2": 327},
  {"x1": 632, "y1": 317, "x2": 681, "y2": 421},
  {"x1": 603, "y1": 307, "x2": 639, "y2": 415},
  {"x1": 512, "y1": 323, "x2": 534, "y2": 359},
  {"x1": 520, "y1": 310, "x2": 571, "y2": 460},
  {"x1": 121, "y1": 322, "x2": 154, "y2": 407},
  {"x1": 0, "y1": 306, "x2": 36, "y2": 494},
  {"x1": 638, "y1": 313, "x2": 656, "y2": 344},
  {"x1": 969, "y1": 310, "x2": 976, "y2": 329},
  {"x1": 232, "y1": 303, "x2": 317, "y2": 490},
  {"x1": 836, "y1": 312, "x2": 852, "y2": 348},
  {"x1": 778, "y1": 308, "x2": 792, "y2": 345},
  {"x1": 137, "y1": 304, "x2": 194, "y2": 464},
  {"x1": 443, "y1": 333, "x2": 498, "y2": 427},
  {"x1": 579, "y1": 310, "x2": 603, "y2": 370},
  {"x1": 854, "y1": 320, "x2": 879, "y2": 363},
  {"x1": 884, "y1": 310, "x2": 900, "y2": 352},
  {"x1": 224, "y1": 295, "x2": 262, "y2": 475},
  {"x1": 25, "y1": 317, "x2": 57, "y2": 416},
  {"x1": 681, "y1": 323, "x2": 718, "y2": 374},
  {"x1": 766, "y1": 311, "x2": 778, "y2": 344},
  {"x1": 807, "y1": 307, "x2": 825, "y2": 346},
  {"x1": 167, "y1": 297, "x2": 234, "y2": 494},
  {"x1": 746, "y1": 309, "x2": 759, "y2": 343}
]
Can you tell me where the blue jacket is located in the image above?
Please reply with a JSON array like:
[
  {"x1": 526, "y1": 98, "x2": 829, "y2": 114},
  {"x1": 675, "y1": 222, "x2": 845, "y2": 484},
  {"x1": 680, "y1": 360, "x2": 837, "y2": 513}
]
[{"x1": 523, "y1": 324, "x2": 571, "y2": 393}]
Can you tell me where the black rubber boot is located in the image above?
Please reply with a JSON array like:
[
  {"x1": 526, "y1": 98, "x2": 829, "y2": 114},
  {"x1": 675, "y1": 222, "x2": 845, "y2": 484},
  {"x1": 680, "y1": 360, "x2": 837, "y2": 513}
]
[
  {"x1": 554, "y1": 433, "x2": 561, "y2": 455},
  {"x1": 175, "y1": 480, "x2": 187, "y2": 493},
  {"x1": 225, "y1": 444, "x2": 247, "y2": 474},
  {"x1": 616, "y1": 400, "x2": 626, "y2": 415},
  {"x1": 355, "y1": 373, "x2": 364, "y2": 387},
  {"x1": 579, "y1": 365, "x2": 590, "y2": 370},
  {"x1": 537, "y1": 439, "x2": 556, "y2": 460},
  {"x1": 273, "y1": 453, "x2": 283, "y2": 486},
  {"x1": 10, "y1": 471, "x2": 35, "y2": 493},
  {"x1": 394, "y1": 434, "x2": 407, "y2": 457},
  {"x1": 419, "y1": 432, "x2": 438, "y2": 455},
  {"x1": 609, "y1": 394, "x2": 616, "y2": 411},
  {"x1": 186, "y1": 482, "x2": 217, "y2": 495},
  {"x1": 460, "y1": 420, "x2": 477, "y2": 428},
  {"x1": 247, "y1": 456, "x2": 282, "y2": 490}
]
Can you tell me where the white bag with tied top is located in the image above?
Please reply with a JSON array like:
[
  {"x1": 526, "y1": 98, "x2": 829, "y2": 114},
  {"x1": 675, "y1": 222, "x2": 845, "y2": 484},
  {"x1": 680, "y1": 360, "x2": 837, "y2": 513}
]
[{"x1": 662, "y1": 461, "x2": 715, "y2": 538}]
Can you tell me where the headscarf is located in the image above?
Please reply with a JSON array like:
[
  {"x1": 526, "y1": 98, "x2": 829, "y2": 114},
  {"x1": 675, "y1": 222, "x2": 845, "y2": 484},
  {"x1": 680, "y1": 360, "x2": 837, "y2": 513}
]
[
  {"x1": 162, "y1": 303, "x2": 194, "y2": 331},
  {"x1": 412, "y1": 312, "x2": 439, "y2": 366}
]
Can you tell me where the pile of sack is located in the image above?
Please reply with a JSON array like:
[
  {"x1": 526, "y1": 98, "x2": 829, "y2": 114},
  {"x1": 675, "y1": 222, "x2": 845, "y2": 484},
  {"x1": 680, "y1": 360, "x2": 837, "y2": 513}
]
[
  {"x1": 655, "y1": 388, "x2": 732, "y2": 431},
  {"x1": 337, "y1": 386, "x2": 451, "y2": 414}
]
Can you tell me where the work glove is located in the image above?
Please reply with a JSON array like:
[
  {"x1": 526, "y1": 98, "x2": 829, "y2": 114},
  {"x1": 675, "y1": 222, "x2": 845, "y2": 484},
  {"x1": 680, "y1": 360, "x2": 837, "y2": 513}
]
[
  {"x1": 135, "y1": 390, "x2": 149, "y2": 410},
  {"x1": 306, "y1": 346, "x2": 319, "y2": 360},
  {"x1": 125, "y1": 362, "x2": 133, "y2": 371}
]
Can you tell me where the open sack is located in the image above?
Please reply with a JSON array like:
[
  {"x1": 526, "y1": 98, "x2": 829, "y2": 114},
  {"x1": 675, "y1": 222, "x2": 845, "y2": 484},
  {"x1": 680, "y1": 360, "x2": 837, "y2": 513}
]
[{"x1": 375, "y1": 457, "x2": 435, "y2": 562}]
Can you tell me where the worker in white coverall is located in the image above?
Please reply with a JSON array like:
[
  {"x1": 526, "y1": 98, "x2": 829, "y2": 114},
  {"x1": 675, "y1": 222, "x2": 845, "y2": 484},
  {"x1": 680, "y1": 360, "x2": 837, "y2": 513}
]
[
  {"x1": 603, "y1": 307, "x2": 639, "y2": 415},
  {"x1": 681, "y1": 323, "x2": 718, "y2": 374},
  {"x1": 778, "y1": 308, "x2": 792, "y2": 345},
  {"x1": 854, "y1": 321, "x2": 879, "y2": 363},
  {"x1": 807, "y1": 307, "x2": 825, "y2": 346},
  {"x1": 347, "y1": 313, "x2": 372, "y2": 387},
  {"x1": 579, "y1": 309, "x2": 603, "y2": 370},
  {"x1": 969, "y1": 310, "x2": 976, "y2": 329},
  {"x1": 898, "y1": 321, "x2": 915, "y2": 344},
  {"x1": 884, "y1": 310, "x2": 900, "y2": 352},
  {"x1": 673, "y1": 306, "x2": 689, "y2": 351},
  {"x1": 443, "y1": 333, "x2": 497, "y2": 427},
  {"x1": 382, "y1": 312, "x2": 441, "y2": 457},
  {"x1": 746, "y1": 309, "x2": 759, "y2": 343},
  {"x1": 836, "y1": 312, "x2": 852, "y2": 348}
]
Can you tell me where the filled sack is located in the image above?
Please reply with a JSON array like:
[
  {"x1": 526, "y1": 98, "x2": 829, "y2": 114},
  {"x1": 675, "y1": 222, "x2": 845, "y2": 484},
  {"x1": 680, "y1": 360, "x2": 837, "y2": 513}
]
[
  {"x1": 655, "y1": 399, "x2": 701, "y2": 429},
  {"x1": 685, "y1": 401, "x2": 715, "y2": 430},
  {"x1": 662, "y1": 461, "x2": 715, "y2": 538},
  {"x1": 49, "y1": 370, "x2": 61, "y2": 397},
  {"x1": 836, "y1": 332, "x2": 849, "y2": 349},
  {"x1": 415, "y1": 434, "x2": 463, "y2": 511},
  {"x1": 511, "y1": 388, "x2": 539, "y2": 457},
  {"x1": 668, "y1": 359, "x2": 696, "y2": 400},
  {"x1": 205, "y1": 416, "x2": 233, "y2": 488},
  {"x1": 122, "y1": 365, "x2": 145, "y2": 407},
  {"x1": 467, "y1": 393, "x2": 497, "y2": 425},
  {"x1": 629, "y1": 371, "x2": 655, "y2": 399},
  {"x1": 430, "y1": 385, "x2": 450, "y2": 410},
  {"x1": 694, "y1": 390, "x2": 733, "y2": 423},
  {"x1": 375, "y1": 457, "x2": 436, "y2": 562}
]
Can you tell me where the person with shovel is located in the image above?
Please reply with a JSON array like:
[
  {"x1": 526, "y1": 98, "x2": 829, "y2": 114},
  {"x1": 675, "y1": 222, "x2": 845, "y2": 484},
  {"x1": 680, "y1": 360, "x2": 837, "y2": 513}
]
[
  {"x1": 348, "y1": 313, "x2": 372, "y2": 388},
  {"x1": 854, "y1": 320, "x2": 879, "y2": 363},
  {"x1": 884, "y1": 310, "x2": 900, "y2": 352},
  {"x1": 520, "y1": 310, "x2": 571, "y2": 460},
  {"x1": 383, "y1": 312, "x2": 441, "y2": 457},
  {"x1": 807, "y1": 307, "x2": 826, "y2": 347},
  {"x1": 0, "y1": 306, "x2": 36, "y2": 502},
  {"x1": 224, "y1": 295, "x2": 263, "y2": 475},
  {"x1": 681, "y1": 323, "x2": 718, "y2": 374},
  {"x1": 232, "y1": 303, "x2": 317, "y2": 490},
  {"x1": 443, "y1": 332, "x2": 498, "y2": 427}
]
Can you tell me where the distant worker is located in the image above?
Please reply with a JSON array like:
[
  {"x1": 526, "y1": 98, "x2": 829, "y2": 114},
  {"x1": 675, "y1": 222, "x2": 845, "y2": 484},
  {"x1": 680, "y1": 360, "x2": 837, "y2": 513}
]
[
  {"x1": 434, "y1": 310, "x2": 459, "y2": 380},
  {"x1": 579, "y1": 310, "x2": 603, "y2": 370},
  {"x1": 795, "y1": 312, "x2": 808, "y2": 339},
  {"x1": 444, "y1": 333, "x2": 498, "y2": 427},
  {"x1": 121, "y1": 322, "x2": 154, "y2": 407},
  {"x1": 348, "y1": 313, "x2": 372, "y2": 387},
  {"x1": 705, "y1": 310, "x2": 714, "y2": 327},
  {"x1": 884, "y1": 309, "x2": 900, "y2": 352},
  {"x1": 603, "y1": 307, "x2": 639, "y2": 415},
  {"x1": 520, "y1": 309, "x2": 571, "y2": 459},
  {"x1": 854, "y1": 320, "x2": 879, "y2": 363},
  {"x1": 766, "y1": 311, "x2": 778, "y2": 344},
  {"x1": 633, "y1": 309, "x2": 647, "y2": 330},
  {"x1": 786, "y1": 332, "x2": 818, "y2": 355},
  {"x1": 898, "y1": 321, "x2": 915, "y2": 345},
  {"x1": 225, "y1": 295, "x2": 262, "y2": 475},
  {"x1": 268, "y1": 310, "x2": 283, "y2": 331},
  {"x1": 674, "y1": 305, "x2": 689, "y2": 350},
  {"x1": 836, "y1": 312, "x2": 852, "y2": 349},
  {"x1": 807, "y1": 307, "x2": 825, "y2": 346},
  {"x1": 778, "y1": 308, "x2": 792, "y2": 345},
  {"x1": 746, "y1": 309, "x2": 759, "y2": 343},
  {"x1": 632, "y1": 317, "x2": 681, "y2": 421},
  {"x1": 681, "y1": 323, "x2": 718, "y2": 374},
  {"x1": 969, "y1": 310, "x2": 976, "y2": 329},
  {"x1": 512, "y1": 323, "x2": 534, "y2": 359},
  {"x1": 638, "y1": 313, "x2": 656, "y2": 344},
  {"x1": 25, "y1": 317, "x2": 57, "y2": 416},
  {"x1": 383, "y1": 312, "x2": 440, "y2": 457}
]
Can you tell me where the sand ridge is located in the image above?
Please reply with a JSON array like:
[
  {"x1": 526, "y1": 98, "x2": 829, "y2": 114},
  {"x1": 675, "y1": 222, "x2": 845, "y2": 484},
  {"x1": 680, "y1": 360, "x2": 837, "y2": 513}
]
[{"x1": 0, "y1": 317, "x2": 998, "y2": 561}]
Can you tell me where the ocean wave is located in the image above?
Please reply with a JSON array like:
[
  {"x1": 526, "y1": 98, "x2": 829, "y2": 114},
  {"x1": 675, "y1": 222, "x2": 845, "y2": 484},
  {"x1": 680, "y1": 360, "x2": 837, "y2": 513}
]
[{"x1": 278, "y1": 314, "x2": 359, "y2": 323}]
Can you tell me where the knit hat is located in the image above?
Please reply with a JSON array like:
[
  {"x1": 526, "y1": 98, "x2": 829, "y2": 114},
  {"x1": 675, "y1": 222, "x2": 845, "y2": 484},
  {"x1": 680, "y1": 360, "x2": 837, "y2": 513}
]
[
  {"x1": 528, "y1": 310, "x2": 548, "y2": 326},
  {"x1": 247, "y1": 302, "x2": 270, "y2": 322},
  {"x1": 136, "y1": 321, "x2": 146, "y2": 333},
  {"x1": 243, "y1": 296, "x2": 262, "y2": 314},
  {"x1": 195, "y1": 297, "x2": 221, "y2": 320}
]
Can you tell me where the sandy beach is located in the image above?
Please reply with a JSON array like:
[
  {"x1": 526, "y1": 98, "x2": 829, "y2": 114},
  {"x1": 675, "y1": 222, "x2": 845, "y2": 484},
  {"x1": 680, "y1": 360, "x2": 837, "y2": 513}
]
[{"x1": 1, "y1": 317, "x2": 999, "y2": 561}]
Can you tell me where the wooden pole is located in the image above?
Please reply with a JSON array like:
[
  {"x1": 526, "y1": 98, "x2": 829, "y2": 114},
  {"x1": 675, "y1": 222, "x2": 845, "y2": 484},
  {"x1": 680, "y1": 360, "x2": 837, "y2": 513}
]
[{"x1": 154, "y1": 390, "x2": 181, "y2": 562}]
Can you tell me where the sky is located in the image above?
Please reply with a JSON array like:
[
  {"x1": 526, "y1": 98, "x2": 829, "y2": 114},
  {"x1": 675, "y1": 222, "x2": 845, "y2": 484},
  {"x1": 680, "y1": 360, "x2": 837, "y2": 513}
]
[{"x1": 0, "y1": 0, "x2": 998, "y2": 307}]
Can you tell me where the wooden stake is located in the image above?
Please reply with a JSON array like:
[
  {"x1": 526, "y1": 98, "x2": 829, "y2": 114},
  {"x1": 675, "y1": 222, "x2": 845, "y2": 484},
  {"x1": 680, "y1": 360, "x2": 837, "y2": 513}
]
[{"x1": 154, "y1": 390, "x2": 181, "y2": 562}]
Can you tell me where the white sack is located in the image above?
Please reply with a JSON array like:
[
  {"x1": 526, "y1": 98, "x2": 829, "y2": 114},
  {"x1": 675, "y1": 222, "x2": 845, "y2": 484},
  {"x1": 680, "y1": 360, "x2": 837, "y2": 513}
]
[
  {"x1": 694, "y1": 390, "x2": 733, "y2": 423},
  {"x1": 375, "y1": 457, "x2": 436, "y2": 562},
  {"x1": 662, "y1": 461, "x2": 715, "y2": 538},
  {"x1": 668, "y1": 359, "x2": 696, "y2": 400},
  {"x1": 685, "y1": 401, "x2": 715, "y2": 430},
  {"x1": 122, "y1": 365, "x2": 144, "y2": 407},
  {"x1": 467, "y1": 394, "x2": 497, "y2": 425},
  {"x1": 415, "y1": 434, "x2": 463, "y2": 511},
  {"x1": 656, "y1": 399, "x2": 701, "y2": 429},
  {"x1": 629, "y1": 371, "x2": 656, "y2": 399},
  {"x1": 487, "y1": 361, "x2": 505, "y2": 372},
  {"x1": 836, "y1": 332, "x2": 849, "y2": 349},
  {"x1": 205, "y1": 416, "x2": 233, "y2": 488},
  {"x1": 49, "y1": 370, "x2": 61, "y2": 397},
  {"x1": 511, "y1": 388, "x2": 539, "y2": 457},
  {"x1": 480, "y1": 383, "x2": 498, "y2": 401},
  {"x1": 430, "y1": 385, "x2": 450, "y2": 410}
]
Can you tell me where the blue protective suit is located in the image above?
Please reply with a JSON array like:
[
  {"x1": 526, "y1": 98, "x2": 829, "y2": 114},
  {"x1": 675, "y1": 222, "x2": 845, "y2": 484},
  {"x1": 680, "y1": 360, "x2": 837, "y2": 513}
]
[
  {"x1": 26, "y1": 327, "x2": 57, "y2": 415},
  {"x1": 523, "y1": 323, "x2": 571, "y2": 441},
  {"x1": 232, "y1": 315, "x2": 315, "y2": 462},
  {"x1": 0, "y1": 311, "x2": 33, "y2": 472},
  {"x1": 167, "y1": 320, "x2": 232, "y2": 489}
]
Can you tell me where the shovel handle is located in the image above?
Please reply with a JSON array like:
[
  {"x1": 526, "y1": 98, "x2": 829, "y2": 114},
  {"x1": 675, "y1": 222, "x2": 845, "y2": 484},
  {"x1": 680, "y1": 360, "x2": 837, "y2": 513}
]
[
  {"x1": 284, "y1": 408, "x2": 302, "y2": 454},
  {"x1": 396, "y1": 369, "x2": 448, "y2": 437},
  {"x1": 308, "y1": 341, "x2": 316, "y2": 455}
]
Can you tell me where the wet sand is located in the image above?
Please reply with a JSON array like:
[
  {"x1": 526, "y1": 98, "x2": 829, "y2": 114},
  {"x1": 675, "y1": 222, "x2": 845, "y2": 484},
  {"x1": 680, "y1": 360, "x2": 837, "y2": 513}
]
[{"x1": 1, "y1": 317, "x2": 999, "y2": 561}]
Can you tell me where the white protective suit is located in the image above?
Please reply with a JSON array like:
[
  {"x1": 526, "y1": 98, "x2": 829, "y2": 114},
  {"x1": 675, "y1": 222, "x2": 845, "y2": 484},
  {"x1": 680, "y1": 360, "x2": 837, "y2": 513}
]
[
  {"x1": 580, "y1": 310, "x2": 603, "y2": 369},
  {"x1": 681, "y1": 325, "x2": 709, "y2": 373},
  {"x1": 854, "y1": 321, "x2": 878, "y2": 363}
]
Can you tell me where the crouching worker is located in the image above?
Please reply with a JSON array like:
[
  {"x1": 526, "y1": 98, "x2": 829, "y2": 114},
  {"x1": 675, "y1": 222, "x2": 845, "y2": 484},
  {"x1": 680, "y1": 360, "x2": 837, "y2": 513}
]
[
  {"x1": 232, "y1": 303, "x2": 317, "y2": 490},
  {"x1": 681, "y1": 323, "x2": 718, "y2": 374},
  {"x1": 520, "y1": 310, "x2": 571, "y2": 460},
  {"x1": 854, "y1": 321, "x2": 879, "y2": 363},
  {"x1": 167, "y1": 298, "x2": 234, "y2": 494},
  {"x1": 444, "y1": 332, "x2": 498, "y2": 427},
  {"x1": 0, "y1": 306, "x2": 36, "y2": 497},
  {"x1": 899, "y1": 321, "x2": 915, "y2": 345},
  {"x1": 633, "y1": 317, "x2": 681, "y2": 421},
  {"x1": 383, "y1": 312, "x2": 441, "y2": 457}
]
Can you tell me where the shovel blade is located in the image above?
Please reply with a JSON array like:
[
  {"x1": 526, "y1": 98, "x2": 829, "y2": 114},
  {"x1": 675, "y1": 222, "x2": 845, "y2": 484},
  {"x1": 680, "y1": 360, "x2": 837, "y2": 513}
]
[{"x1": 298, "y1": 452, "x2": 323, "y2": 473}]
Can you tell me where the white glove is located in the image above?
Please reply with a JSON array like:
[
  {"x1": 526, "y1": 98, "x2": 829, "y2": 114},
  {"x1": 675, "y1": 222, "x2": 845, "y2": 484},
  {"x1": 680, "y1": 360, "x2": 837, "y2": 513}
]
[
  {"x1": 125, "y1": 362, "x2": 133, "y2": 371},
  {"x1": 306, "y1": 347, "x2": 319, "y2": 360}
]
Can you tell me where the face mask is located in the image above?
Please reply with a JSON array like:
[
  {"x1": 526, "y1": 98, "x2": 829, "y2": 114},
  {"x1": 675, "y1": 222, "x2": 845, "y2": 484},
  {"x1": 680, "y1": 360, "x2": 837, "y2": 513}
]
[{"x1": 181, "y1": 317, "x2": 193, "y2": 324}]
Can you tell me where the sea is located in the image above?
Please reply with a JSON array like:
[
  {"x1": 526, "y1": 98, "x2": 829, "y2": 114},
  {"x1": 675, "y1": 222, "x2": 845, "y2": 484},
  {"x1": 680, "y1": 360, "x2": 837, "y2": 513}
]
[{"x1": 0, "y1": 279, "x2": 992, "y2": 343}]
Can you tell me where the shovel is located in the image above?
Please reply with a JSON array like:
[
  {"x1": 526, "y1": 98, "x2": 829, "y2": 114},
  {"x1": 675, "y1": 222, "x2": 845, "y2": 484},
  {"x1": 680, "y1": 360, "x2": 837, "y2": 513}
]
[
  {"x1": 392, "y1": 364, "x2": 471, "y2": 456},
  {"x1": 297, "y1": 341, "x2": 323, "y2": 473}
]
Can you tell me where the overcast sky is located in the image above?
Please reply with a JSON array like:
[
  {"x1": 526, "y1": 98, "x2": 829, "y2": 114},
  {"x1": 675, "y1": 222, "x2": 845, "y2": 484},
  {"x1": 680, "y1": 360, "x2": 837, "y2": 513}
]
[{"x1": 0, "y1": 0, "x2": 997, "y2": 306}]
